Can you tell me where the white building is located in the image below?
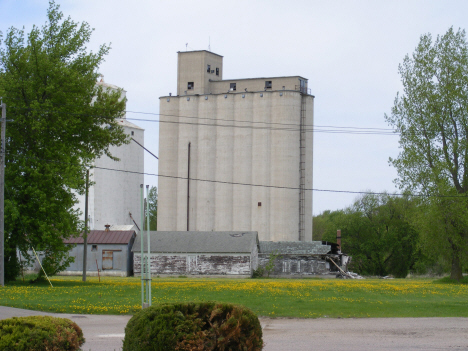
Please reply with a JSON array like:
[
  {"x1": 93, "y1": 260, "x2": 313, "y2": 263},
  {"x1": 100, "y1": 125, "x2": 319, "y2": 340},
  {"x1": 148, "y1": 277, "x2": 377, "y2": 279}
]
[
  {"x1": 76, "y1": 80, "x2": 144, "y2": 230},
  {"x1": 158, "y1": 51, "x2": 313, "y2": 241}
]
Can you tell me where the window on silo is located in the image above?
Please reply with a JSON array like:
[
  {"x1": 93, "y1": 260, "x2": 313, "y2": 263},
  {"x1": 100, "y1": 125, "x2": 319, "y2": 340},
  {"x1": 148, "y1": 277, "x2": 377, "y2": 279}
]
[
  {"x1": 230, "y1": 83, "x2": 236, "y2": 91},
  {"x1": 187, "y1": 82, "x2": 194, "y2": 90},
  {"x1": 265, "y1": 81, "x2": 272, "y2": 89},
  {"x1": 216, "y1": 68, "x2": 219, "y2": 76},
  {"x1": 207, "y1": 64, "x2": 211, "y2": 73}
]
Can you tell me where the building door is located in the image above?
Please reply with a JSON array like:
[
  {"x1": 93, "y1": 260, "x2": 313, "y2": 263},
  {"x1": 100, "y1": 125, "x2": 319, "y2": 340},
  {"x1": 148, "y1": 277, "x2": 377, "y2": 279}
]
[
  {"x1": 102, "y1": 250, "x2": 113, "y2": 270},
  {"x1": 186, "y1": 255, "x2": 197, "y2": 273}
]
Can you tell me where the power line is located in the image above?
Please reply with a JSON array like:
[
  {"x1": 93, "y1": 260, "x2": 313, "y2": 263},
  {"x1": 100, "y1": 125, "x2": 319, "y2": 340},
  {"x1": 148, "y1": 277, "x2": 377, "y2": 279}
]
[
  {"x1": 126, "y1": 117, "x2": 397, "y2": 135},
  {"x1": 6, "y1": 106, "x2": 397, "y2": 136},
  {"x1": 1, "y1": 94, "x2": 396, "y2": 130},
  {"x1": 4, "y1": 151, "x2": 467, "y2": 199},
  {"x1": 126, "y1": 110, "x2": 395, "y2": 132},
  {"x1": 3, "y1": 97, "x2": 397, "y2": 135}
]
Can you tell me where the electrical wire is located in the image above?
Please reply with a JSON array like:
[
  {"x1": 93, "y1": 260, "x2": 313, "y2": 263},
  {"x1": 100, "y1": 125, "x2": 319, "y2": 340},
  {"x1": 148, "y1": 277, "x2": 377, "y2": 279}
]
[
  {"x1": 3, "y1": 96, "x2": 465, "y2": 198},
  {"x1": 4, "y1": 151, "x2": 467, "y2": 199},
  {"x1": 5, "y1": 107, "x2": 398, "y2": 135},
  {"x1": 3, "y1": 97, "x2": 398, "y2": 135}
]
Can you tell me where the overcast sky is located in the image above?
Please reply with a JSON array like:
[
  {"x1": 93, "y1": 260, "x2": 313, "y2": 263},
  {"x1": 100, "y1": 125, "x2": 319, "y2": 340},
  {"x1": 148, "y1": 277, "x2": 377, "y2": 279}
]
[{"x1": 2, "y1": 0, "x2": 468, "y2": 215}]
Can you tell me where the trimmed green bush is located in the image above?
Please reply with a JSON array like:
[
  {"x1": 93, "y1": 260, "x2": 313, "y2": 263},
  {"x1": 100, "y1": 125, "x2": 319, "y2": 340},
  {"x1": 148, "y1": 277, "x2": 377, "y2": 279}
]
[
  {"x1": 123, "y1": 302, "x2": 263, "y2": 351},
  {"x1": 0, "y1": 315, "x2": 85, "y2": 351}
]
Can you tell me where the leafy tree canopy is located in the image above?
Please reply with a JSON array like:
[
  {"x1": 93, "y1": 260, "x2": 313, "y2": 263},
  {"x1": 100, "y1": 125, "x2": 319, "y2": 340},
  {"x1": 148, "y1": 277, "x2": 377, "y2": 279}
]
[
  {"x1": 385, "y1": 27, "x2": 468, "y2": 280},
  {"x1": 314, "y1": 194, "x2": 420, "y2": 278},
  {"x1": 0, "y1": 1, "x2": 128, "y2": 281}
]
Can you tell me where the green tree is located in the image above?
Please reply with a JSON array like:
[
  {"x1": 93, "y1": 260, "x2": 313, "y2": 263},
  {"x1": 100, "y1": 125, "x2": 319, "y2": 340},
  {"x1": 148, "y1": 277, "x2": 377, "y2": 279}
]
[
  {"x1": 0, "y1": 1, "x2": 128, "y2": 281},
  {"x1": 144, "y1": 186, "x2": 157, "y2": 231},
  {"x1": 385, "y1": 27, "x2": 468, "y2": 280},
  {"x1": 313, "y1": 209, "x2": 347, "y2": 243},
  {"x1": 314, "y1": 194, "x2": 420, "y2": 277},
  {"x1": 347, "y1": 194, "x2": 419, "y2": 277}
]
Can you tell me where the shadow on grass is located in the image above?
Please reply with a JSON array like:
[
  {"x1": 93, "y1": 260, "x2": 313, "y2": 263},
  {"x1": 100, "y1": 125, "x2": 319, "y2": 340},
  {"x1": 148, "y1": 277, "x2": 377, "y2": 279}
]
[
  {"x1": 8, "y1": 275, "x2": 108, "y2": 288},
  {"x1": 434, "y1": 276, "x2": 468, "y2": 285}
]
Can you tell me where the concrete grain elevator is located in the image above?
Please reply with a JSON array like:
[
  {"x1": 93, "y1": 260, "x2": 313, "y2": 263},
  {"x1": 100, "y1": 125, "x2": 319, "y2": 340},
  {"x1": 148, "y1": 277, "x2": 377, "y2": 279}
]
[{"x1": 158, "y1": 51, "x2": 313, "y2": 241}]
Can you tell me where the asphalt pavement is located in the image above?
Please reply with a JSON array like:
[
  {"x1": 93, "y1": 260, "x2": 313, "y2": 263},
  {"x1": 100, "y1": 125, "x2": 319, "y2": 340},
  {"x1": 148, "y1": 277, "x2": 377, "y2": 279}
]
[{"x1": 1, "y1": 306, "x2": 468, "y2": 350}]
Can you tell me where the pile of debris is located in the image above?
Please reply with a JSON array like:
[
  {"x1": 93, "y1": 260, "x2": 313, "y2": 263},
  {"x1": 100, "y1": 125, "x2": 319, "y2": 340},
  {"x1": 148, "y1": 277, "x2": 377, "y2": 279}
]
[{"x1": 327, "y1": 257, "x2": 364, "y2": 279}]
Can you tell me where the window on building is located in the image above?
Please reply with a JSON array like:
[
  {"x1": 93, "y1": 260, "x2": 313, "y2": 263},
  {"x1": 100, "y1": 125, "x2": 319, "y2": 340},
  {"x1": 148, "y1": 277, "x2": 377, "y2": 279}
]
[
  {"x1": 230, "y1": 83, "x2": 236, "y2": 91},
  {"x1": 207, "y1": 64, "x2": 211, "y2": 73},
  {"x1": 187, "y1": 82, "x2": 194, "y2": 90},
  {"x1": 91, "y1": 245, "x2": 98, "y2": 252},
  {"x1": 216, "y1": 68, "x2": 219, "y2": 76},
  {"x1": 265, "y1": 81, "x2": 272, "y2": 89}
]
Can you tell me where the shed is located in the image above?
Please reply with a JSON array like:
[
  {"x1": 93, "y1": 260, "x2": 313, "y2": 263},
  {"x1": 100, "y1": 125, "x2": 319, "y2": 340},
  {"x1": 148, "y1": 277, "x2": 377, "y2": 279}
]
[
  {"x1": 132, "y1": 231, "x2": 259, "y2": 277},
  {"x1": 62, "y1": 230, "x2": 136, "y2": 277},
  {"x1": 258, "y1": 241, "x2": 343, "y2": 276}
]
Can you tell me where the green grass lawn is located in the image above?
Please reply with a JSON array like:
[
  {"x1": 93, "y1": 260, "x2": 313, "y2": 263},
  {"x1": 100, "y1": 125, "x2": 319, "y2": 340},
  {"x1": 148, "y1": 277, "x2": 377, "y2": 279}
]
[{"x1": 1, "y1": 276, "x2": 467, "y2": 318}]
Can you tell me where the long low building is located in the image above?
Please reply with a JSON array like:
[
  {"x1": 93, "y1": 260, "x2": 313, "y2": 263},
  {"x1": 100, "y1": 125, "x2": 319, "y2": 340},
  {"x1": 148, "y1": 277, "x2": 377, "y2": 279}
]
[
  {"x1": 132, "y1": 231, "x2": 259, "y2": 277},
  {"x1": 132, "y1": 231, "x2": 350, "y2": 277}
]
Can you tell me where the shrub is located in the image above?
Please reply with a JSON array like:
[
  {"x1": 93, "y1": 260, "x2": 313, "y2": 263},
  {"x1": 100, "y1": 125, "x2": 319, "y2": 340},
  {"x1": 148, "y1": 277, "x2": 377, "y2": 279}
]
[
  {"x1": 0, "y1": 315, "x2": 85, "y2": 351},
  {"x1": 123, "y1": 302, "x2": 263, "y2": 351},
  {"x1": 251, "y1": 266, "x2": 265, "y2": 278}
]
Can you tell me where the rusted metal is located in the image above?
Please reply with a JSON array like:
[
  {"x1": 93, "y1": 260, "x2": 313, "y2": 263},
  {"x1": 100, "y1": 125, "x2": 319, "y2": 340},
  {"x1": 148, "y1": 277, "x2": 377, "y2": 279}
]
[
  {"x1": 64, "y1": 230, "x2": 135, "y2": 245},
  {"x1": 102, "y1": 250, "x2": 113, "y2": 270}
]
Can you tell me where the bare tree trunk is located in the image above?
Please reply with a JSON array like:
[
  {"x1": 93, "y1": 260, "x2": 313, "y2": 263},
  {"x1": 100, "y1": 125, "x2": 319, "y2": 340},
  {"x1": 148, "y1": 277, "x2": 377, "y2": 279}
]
[{"x1": 450, "y1": 243, "x2": 463, "y2": 281}]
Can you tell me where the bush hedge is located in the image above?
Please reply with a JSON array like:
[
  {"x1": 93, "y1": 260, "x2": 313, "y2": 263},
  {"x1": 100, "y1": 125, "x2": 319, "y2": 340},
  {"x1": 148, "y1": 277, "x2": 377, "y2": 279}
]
[
  {"x1": 123, "y1": 301, "x2": 263, "y2": 351},
  {"x1": 0, "y1": 315, "x2": 85, "y2": 351}
]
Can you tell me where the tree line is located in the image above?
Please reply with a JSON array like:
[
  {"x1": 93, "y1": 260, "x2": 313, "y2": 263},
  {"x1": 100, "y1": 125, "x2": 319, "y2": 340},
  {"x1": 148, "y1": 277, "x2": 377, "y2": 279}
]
[
  {"x1": 313, "y1": 194, "x2": 457, "y2": 278},
  {"x1": 315, "y1": 28, "x2": 468, "y2": 280}
]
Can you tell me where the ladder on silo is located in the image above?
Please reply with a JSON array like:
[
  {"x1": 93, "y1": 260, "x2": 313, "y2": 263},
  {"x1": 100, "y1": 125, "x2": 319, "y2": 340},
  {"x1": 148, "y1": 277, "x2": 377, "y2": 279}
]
[{"x1": 299, "y1": 94, "x2": 306, "y2": 241}]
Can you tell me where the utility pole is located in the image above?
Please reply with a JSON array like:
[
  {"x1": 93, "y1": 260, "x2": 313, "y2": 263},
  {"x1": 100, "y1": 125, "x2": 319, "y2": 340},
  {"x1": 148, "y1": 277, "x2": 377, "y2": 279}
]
[
  {"x1": 140, "y1": 184, "x2": 145, "y2": 307},
  {"x1": 82, "y1": 169, "x2": 89, "y2": 282},
  {"x1": 146, "y1": 185, "x2": 151, "y2": 306},
  {"x1": 0, "y1": 101, "x2": 5, "y2": 287}
]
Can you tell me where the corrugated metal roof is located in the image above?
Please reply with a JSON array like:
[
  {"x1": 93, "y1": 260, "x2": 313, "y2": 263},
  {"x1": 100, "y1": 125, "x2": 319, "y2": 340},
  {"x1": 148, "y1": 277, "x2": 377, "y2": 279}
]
[
  {"x1": 132, "y1": 231, "x2": 258, "y2": 253},
  {"x1": 64, "y1": 230, "x2": 135, "y2": 244},
  {"x1": 259, "y1": 241, "x2": 331, "y2": 255}
]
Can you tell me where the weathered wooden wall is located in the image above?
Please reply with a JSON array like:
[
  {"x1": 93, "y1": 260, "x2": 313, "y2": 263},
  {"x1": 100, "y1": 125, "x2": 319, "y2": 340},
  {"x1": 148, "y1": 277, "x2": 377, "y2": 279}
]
[
  {"x1": 134, "y1": 253, "x2": 252, "y2": 275},
  {"x1": 258, "y1": 254, "x2": 330, "y2": 276}
]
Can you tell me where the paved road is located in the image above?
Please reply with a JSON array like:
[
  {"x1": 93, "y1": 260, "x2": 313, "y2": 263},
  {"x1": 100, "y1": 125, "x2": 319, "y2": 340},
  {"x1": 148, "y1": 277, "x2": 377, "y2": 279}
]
[
  {"x1": 0, "y1": 306, "x2": 131, "y2": 350},
  {"x1": 1, "y1": 306, "x2": 468, "y2": 350}
]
